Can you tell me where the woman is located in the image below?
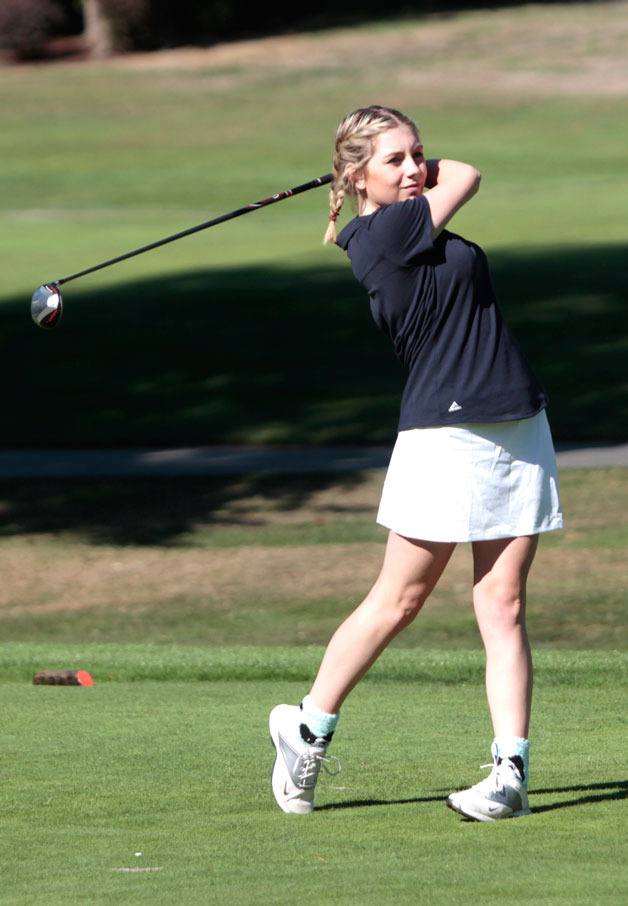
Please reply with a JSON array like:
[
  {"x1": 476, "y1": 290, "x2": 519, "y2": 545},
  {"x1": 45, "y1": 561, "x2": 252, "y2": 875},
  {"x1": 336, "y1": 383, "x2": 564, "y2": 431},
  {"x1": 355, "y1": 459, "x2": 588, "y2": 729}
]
[{"x1": 269, "y1": 105, "x2": 563, "y2": 821}]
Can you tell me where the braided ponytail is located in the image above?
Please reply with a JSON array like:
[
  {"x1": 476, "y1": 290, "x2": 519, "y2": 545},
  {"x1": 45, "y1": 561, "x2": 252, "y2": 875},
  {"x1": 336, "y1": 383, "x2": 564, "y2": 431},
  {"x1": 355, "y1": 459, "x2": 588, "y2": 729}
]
[{"x1": 323, "y1": 181, "x2": 346, "y2": 245}]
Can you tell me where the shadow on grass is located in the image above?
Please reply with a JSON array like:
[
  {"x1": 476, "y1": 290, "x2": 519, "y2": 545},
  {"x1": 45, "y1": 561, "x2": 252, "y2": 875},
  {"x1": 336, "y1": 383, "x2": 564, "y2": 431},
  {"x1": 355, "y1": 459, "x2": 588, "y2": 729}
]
[
  {"x1": 1, "y1": 242, "x2": 627, "y2": 448},
  {"x1": 531, "y1": 778, "x2": 628, "y2": 814},
  {"x1": 319, "y1": 780, "x2": 627, "y2": 813},
  {"x1": 317, "y1": 794, "x2": 446, "y2": 811},
  {"x1": 0, "y1": 473, "x2": 372, "y2": 545}
]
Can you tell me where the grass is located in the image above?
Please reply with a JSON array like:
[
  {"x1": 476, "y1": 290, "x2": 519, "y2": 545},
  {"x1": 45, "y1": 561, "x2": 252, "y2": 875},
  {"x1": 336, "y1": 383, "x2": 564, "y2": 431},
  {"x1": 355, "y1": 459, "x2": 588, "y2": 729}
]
[
  {"x1": 0, "y1": 467, "x2": 626, "y2": 648},
  {"x1": 1, "y1": 462, "x2": 624, "y2": 900},
  {"x1": 2, "y1": 643, "x2": 626, "y2": 685},
  {"x1": 2, "y1": 465, "x2": 624, "y2": 906},
  {"x1": 1, "y1": 655, "x2": 626, "y2": 905},
  {"x1": 0, "y1": 3, "x2": 627, "y2": 444}
]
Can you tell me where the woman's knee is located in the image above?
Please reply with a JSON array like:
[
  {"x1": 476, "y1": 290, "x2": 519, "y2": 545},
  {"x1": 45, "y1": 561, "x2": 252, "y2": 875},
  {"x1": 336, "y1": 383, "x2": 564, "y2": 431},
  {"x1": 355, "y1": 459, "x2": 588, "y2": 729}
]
[
  {"x1": 368, "y1": 581, "x2": 431, "y2": 628},
  {"x1": 474, "y1": 577, "x2": 526, "y2": 628}
]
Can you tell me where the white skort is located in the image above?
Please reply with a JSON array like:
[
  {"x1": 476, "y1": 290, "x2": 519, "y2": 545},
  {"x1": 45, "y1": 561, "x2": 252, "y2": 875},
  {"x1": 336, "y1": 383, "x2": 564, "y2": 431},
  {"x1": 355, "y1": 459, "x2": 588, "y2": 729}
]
[{"x1": 376, "y1": 408, "x2": 564, "y2": 542}]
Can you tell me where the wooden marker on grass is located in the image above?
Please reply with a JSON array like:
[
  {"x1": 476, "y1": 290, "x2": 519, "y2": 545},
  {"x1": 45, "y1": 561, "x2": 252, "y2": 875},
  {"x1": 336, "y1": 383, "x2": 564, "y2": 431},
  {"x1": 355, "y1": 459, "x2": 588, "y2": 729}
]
[{"x1": 33, "y1": 670, "x2": 94, "y2": 686}]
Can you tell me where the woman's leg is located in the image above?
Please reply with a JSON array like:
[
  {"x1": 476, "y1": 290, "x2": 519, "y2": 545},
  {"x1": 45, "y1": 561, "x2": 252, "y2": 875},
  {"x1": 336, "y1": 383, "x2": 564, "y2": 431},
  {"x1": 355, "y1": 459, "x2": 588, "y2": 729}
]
[
  {"x1": 471, "y1": 534, "x2": 539, "y2": 738},
  {"x1": 308, "y1": 531, "x2": 456, "y2": 714},
  {"x1": 447, "y1": 534, "x2": 539, "y2": 820}
]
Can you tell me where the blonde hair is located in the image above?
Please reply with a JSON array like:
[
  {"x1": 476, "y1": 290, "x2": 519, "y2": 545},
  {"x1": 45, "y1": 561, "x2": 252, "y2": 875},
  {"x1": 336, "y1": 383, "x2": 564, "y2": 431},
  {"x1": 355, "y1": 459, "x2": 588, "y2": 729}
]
[{"x1": 323, "y1": 104, "x2": 420, "y2": 246}]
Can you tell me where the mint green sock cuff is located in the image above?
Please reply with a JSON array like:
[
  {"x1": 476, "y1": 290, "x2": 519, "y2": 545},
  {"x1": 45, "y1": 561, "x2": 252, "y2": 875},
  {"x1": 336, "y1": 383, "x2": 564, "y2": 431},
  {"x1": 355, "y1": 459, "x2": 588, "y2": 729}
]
[
  {"x1": 494, "y1": 736, "x2": 530, "y2": 786},
  {"x1": 300, "y1": 694, "x2": 339, "y2": 739}
]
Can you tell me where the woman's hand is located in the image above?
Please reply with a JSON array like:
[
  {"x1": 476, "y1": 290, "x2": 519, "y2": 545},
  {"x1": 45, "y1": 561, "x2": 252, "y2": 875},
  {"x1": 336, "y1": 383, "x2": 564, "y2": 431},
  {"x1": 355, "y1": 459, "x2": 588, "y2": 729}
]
[{"x1": 424, "y1": 159, "x2": 481, "y2": 239}]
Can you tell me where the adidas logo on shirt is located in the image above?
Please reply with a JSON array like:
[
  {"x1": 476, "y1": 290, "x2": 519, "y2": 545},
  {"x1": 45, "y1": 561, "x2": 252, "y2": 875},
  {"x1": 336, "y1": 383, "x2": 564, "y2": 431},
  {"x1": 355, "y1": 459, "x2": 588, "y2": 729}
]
[{"x1": 448, "y1": 401, "x2": 463, "y2": 412}]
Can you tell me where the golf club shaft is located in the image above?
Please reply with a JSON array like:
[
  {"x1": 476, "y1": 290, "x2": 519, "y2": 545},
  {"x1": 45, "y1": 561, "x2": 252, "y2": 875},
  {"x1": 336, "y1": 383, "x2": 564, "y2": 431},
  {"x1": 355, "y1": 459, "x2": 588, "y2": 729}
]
[{"x1": 55, "y1": 173, "x2": 333, "y2": 286}]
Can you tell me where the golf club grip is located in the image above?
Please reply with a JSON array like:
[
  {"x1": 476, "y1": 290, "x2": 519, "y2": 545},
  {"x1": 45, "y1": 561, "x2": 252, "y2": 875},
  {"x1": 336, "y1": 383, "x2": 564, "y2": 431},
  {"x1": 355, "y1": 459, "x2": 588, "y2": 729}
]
[{"x1": 57, "y1": 173, "x2": 333, "y2": 286}]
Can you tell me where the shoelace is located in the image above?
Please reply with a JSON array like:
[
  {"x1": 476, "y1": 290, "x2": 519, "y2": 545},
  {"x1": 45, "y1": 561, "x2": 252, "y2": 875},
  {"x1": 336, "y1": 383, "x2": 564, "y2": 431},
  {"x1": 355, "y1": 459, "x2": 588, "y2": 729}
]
[
  {"x1": 297, "y1": 750, "x2": 342, "y2": 788},
  {"x1": 475, "y1": 761, "x2": 504, "y2": 795},
  {"x1": 477, "y1": 754, "x2": 526, "y2": 793}
]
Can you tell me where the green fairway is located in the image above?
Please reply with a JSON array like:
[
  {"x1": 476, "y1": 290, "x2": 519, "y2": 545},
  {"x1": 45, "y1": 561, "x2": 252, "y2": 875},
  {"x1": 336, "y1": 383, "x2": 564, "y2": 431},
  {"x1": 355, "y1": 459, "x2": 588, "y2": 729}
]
[
  {"x1": 1, "y1": 2, "x2": 627, "y2": 444},
  {"x1": 1, "y1": 648, "x2": 626, "y2": 905}
]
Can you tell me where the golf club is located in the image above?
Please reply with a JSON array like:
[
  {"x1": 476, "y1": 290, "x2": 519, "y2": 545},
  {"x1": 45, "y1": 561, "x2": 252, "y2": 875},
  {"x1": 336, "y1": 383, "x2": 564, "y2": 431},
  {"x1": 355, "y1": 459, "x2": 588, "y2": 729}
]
[{"x1": 31, "y1": 173, "x2": 333, "y2": 329}]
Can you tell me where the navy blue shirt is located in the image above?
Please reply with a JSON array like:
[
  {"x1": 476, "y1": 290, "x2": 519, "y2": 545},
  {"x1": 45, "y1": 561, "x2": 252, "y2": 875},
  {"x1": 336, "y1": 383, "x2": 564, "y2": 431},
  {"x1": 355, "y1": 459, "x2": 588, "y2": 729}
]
[{"x1": 335, "y1": 194, "x2": 547, "y2": 429}]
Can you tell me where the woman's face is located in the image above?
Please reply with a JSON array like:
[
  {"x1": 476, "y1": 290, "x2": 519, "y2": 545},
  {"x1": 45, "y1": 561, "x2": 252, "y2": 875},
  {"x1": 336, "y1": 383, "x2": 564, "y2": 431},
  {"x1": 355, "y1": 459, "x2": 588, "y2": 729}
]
[{"x1": 353, "y1": 124, "x2": 426, "y2": 216}]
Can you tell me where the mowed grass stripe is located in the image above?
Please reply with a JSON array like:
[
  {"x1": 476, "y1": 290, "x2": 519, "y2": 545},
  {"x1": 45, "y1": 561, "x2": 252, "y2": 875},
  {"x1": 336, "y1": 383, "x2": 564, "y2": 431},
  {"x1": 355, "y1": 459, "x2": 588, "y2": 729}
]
[{"x1": 1, "y1": 644, "x2": 625, "y2": 686}]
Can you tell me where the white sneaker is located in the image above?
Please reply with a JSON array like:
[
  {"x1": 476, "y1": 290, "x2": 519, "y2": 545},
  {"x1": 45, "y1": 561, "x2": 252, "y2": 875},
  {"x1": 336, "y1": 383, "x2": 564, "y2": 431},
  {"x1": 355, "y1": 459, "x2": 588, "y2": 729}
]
[
  {"x1": 446, "y1": 743, "x2": 531, "y2": 822},
  {"x1": 269, "y1": 704, "x2": 339, "y2": 814}
]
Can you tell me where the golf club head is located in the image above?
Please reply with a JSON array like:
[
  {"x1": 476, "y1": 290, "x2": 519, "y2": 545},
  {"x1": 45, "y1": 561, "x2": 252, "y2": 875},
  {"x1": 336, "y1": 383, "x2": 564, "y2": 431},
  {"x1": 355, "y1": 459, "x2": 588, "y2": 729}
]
[{"x1": 31, "y1": 283, "x2": 63, "y2": 330}]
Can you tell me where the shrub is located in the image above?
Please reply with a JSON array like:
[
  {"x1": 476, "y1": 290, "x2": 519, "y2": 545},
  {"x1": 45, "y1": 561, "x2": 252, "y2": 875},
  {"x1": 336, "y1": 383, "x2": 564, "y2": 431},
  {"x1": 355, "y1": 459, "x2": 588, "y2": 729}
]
[{"x1": 0, "y1": 0, "x2": 64, "y2": 60}]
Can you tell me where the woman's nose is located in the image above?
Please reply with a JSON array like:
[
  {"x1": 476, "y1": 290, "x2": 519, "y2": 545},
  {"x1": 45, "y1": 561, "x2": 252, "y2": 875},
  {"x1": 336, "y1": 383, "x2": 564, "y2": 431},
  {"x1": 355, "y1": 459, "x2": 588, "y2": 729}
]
[{"x1": 404, "y1": 155, "x2": 421, "y2": 176}]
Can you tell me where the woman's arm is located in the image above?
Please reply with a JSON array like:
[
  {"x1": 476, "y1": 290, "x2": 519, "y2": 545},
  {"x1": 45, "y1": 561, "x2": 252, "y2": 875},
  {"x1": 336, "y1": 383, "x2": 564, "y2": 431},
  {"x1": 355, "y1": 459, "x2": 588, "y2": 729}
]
[{"x1": 424, "y1": 159, "x2": 481, "y2": 239}]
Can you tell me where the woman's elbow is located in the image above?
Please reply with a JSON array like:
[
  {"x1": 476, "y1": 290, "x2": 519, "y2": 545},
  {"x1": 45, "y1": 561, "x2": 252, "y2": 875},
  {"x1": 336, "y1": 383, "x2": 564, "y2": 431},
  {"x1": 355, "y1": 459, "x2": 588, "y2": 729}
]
[{"x1": 468, "y1": 167, "x2": 481, "y2": 195}]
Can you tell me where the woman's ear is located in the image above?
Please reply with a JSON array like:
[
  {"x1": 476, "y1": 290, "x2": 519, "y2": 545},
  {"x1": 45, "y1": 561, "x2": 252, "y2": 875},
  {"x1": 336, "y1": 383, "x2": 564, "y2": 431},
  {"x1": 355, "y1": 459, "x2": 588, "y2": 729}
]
[
  {"x1": 353, "y1": 166, "x2": 366, "y2": 192},
  {"x1": 346, "y1": 163, "x2": 366, "y2": 193}
]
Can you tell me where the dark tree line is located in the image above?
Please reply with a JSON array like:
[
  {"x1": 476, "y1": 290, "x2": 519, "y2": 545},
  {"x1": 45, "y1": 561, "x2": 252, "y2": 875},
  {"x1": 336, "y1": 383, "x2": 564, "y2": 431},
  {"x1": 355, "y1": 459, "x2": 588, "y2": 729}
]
[{"x1": 0, "y1": 1, "x2": 596, "y2": 61}]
